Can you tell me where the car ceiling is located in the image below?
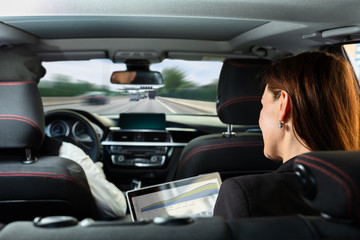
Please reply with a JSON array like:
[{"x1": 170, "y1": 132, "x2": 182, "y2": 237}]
[{"x1": 0, "y1": 0, "x2": 359, "y2": 62}]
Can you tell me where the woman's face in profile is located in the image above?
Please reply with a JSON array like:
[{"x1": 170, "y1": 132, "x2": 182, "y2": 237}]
[{"x1": 259, "y1": 85, "x2": 282, "y2": 161}]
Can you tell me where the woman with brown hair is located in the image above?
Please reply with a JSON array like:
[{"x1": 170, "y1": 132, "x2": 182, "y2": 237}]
[{"x1": 214, "y1": 51, "x2": 360, "y2": 219}]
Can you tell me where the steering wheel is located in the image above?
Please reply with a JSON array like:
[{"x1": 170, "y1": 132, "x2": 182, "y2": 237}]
[{"x1": 45, "y1": 109, "x2": 101, "y2": 162}]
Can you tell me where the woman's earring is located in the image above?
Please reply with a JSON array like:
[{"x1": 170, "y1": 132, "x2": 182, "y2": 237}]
[{"x1": 278, "y1": 121, "x2": 284, "y2": 129}]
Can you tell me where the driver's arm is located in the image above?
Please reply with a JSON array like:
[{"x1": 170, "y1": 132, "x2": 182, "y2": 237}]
[{"x1": 59, "y1": 142, "x2": 127, "y2": 219}]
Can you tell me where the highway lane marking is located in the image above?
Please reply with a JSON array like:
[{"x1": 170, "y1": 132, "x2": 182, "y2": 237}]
[{"x1": 156, "y1": 99, "x2": 176, "y2": 113}]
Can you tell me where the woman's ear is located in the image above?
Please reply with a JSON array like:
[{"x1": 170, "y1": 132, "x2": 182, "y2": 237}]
[{"x1": 279, "y1": 90, "x2": 291, "y2": 122}]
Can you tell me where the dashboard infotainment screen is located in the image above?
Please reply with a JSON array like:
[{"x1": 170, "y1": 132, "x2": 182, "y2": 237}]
[{"x1": 119, "y1": 113, "x2": 166, "y2": 130}]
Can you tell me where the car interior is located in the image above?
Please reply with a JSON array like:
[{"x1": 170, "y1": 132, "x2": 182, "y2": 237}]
[
  {"x1": 175, "y1": 59, "x2": 281, "y2": 180},
  {"x1": 0, "y1": 0, "x2": 359, "y2": 239},
  {"x1": 0, "y1": 79, "x2": 100, "y2": 223}
]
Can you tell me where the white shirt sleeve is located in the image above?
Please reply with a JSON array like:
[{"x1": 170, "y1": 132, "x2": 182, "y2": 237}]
[{"x1": 59, "y1": 142, "x2": 127, "y2": 219}]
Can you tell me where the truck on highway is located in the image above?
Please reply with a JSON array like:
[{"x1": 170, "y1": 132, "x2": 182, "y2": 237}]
[{"x1": 148, "y1": 91, "x2": 156, "y2": 99}]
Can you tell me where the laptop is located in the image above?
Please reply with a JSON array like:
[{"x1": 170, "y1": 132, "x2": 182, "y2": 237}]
[{"x1": 126, "y1": 172, "x2": 222, "y2": 221}]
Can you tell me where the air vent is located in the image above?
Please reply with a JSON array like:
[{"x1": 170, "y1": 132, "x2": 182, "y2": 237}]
[{"x1": 110, "y1": 130, "x2": 170, "y2": 142}]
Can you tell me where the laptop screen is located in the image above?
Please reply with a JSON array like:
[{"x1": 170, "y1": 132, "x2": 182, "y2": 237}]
[{"x1": 126, "y1": 172, "x2": 222, "y2": 221}]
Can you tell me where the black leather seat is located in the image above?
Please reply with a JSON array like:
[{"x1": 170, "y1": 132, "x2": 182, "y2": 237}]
[
  {"x1": 293, "y1": 151, "x2": 360, "y2": 221},
  {"x1": 175, "y1": 59, "x2": 281, "y2": 180},
  {"x1": 1, "y1": 151, "x2": 359, "y2": 239},
  {"x1": 226, "y1": 151, "x2": 360, "y2": 239},
  {"x1": 0, "y1": 80, "x2": 99, "y2": 223}
]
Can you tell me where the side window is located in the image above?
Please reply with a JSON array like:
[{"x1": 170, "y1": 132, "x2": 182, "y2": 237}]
[{"x1": 343, "y1": 43, "x2": 360, "y2": 81}]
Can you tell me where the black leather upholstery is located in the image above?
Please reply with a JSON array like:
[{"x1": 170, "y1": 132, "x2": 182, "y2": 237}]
[
  {"x1": 176, "y1": 133, "x2": 280, "y2": 179},
  {"x1": 2, "y1": 214, "x2": 360, "y2": 240},
  {"x1": 176, "y1": 59, "x2": 280, "y2": 180},
  {"x1": 0, "y1": 80, "x2": 44, "y2": 149},
  {"x1": 216, "y1": 59, "x2": 270, "y2": 125},
  {"x1": 1, "y1": 151, "x2": 360, "y2": 239},
  {"x1": 0, "y1": 80, "x2": 99, "y2": 222},
  {"x1": 294, "y1": 151, "x2": 360, "y2": 221}
]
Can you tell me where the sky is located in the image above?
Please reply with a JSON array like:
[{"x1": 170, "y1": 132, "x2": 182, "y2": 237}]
[{"x1": 41, "y1": 59, "x2": 223, "y2": 88}]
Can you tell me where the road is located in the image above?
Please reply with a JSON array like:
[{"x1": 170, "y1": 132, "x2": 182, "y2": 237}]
[{"x1": 43, "y1": 97, "x2": 216, "y2": 115}]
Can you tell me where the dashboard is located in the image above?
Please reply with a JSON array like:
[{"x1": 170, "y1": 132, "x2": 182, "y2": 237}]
[
  {"x1": 44, "y1": 109, "x2": 231, "y2": 190},
  {"x1": 46, "y1": 119, "x2": 104, "y2": 143}
]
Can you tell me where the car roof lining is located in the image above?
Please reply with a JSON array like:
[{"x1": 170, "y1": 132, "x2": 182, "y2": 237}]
[
  {"x1": 0, "y1": 0, "x2": 359, "y2": 62},
  {"x1": 1, "y1": 16, "x2": 269, "y2": 41},
  {"x1": 0, "y1": 0, "x2": 358, "y2": 23}
]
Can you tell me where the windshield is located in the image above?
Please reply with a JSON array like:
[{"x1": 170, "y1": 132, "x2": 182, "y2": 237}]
[
  {"x1": 39, "y1": 59, "x2": 223, "y2": 115},
  {"x1": 344, "y1": 43, "x2": 360, "y2": 81}
]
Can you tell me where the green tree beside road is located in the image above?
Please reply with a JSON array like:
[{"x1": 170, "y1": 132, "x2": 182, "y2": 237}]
[
  {"x1": 39, "y1": 74, "x2": 113, "y2": 97},
  {"x1": 160, "y1": 67, "x2": 217, "y2": 102}
]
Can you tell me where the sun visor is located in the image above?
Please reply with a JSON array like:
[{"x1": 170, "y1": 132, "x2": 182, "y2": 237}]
[
  {"x1": 0, "y1": 22, "x2": 38, "y2": 46},
  {"x1": 38, "y1": 51, "x2": 108, "y2": 62}
]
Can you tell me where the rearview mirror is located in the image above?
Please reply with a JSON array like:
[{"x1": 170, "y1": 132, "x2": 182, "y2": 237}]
[{"x1": 110, "y1": 71, "x2": 164, "y2": 85}]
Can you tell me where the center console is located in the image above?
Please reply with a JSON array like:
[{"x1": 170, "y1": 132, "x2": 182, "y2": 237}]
[
  {"x1": 102, "y1": 113, "x2": 186, "y2": 169},
  {"x1": 104, "y1": 129, "x2": 172, "y2": 167}
]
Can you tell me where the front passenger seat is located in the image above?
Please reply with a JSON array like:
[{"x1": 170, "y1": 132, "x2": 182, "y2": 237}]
[
  {"x1": 175, "y1": 59, "x2": 281, "y2": 180},
  {"x1": 0, "y1": 79, "x2": 99, "y2": 223}
]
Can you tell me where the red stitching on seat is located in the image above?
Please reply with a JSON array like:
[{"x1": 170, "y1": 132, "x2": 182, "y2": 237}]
[
  {"x1": 295, "y1": 158, "x2": 355, "y2": 218},
  {"x1": 179, "y1": 141, "x2": 263, "y2": 171},
  {"x1": 0, "y1": 81, "x2": 33, "y2": 85},
  {"x1": 217, "y1": 96, "x2": 261, "y2": 113},
  {"x1": 0, "y1": 115, "x2": 41, "y2": 133},
  {"x1": 301, "y1": 155, "x2": 360, "y2": 217},
  {"x1": 301, "y1": 155, "x2": 359, "y2": 192},
  {"x1": 0, "y1": 171, "x2": 90, "y2": 193},
  {"x1": 0, "y1": 115, "x2": 38, "y2": 126}
]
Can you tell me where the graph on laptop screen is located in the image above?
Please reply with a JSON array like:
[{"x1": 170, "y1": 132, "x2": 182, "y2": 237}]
[{"x1": 127, "y1": 173, "x2": 221, "y2": 221}]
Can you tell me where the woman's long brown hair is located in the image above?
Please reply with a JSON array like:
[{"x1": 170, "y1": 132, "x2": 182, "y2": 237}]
[{"x1": 264, "y1": 51, "x2": 360, "y2": 151}]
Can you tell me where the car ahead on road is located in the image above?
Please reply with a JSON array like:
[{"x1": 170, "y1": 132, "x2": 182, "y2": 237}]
[
  {"x1": 129, "y1": 93, "x2": 140, "y2": 101},
  {"x1": 0, "y1": 0, "x2": 359, "y2": 239},
  {"x1": 83, "y1": 91, "x2": 109, "y2": 105}
]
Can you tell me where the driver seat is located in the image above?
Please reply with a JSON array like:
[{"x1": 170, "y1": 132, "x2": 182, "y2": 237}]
[{"x1": 0, "y1": 79, "x2": 100, "y2": 223}]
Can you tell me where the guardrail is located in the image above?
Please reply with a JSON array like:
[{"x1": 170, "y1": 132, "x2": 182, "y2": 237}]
[
  {"x1": 41, "y1": 97, "x2": 83, "y2": 106},
  {"x1": 157, "y1": 97, "x2": 216, "y2": 114}
]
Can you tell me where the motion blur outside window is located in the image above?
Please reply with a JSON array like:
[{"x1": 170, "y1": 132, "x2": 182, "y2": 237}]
[
  {"x1": 39, "y1": 59, "x2": 223, "y2": 115},
  {"x1": 344, "y1": 43, "x2": 360, "y2": 81}
]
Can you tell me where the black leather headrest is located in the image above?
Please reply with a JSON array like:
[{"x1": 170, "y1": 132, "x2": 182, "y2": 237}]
[
  {"x1": 293, "y1": 151, "x2": 360, "y2": 220},
  {"x1": 0, "y1": 80, "x2": 45, "y2": 150},
  {"x1": 216, "y1": 59, "x2": 271, "y2": 125}
]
